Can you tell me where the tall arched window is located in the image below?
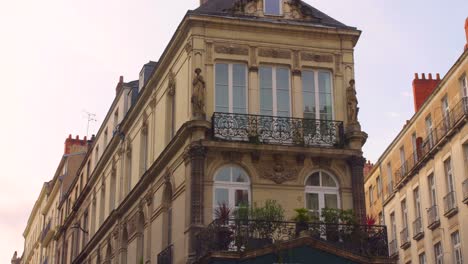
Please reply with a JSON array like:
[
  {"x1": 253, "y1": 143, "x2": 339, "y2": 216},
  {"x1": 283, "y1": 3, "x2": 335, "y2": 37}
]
[
  {"x1": 213, "y1": 165, "x2": 250, "y2": 213},
  {"x1": 305, "y1": 171, "x2": 340, "y2": 218}
]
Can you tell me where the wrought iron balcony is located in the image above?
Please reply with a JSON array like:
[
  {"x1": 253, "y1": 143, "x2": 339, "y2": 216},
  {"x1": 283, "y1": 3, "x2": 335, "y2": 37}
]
[
  {"x1": 412, "y1": 217, "x2": 424, "y2": 240},
  {"x1": 195, "y1": 219, "x2": 389, "y2": 260},
  {"x1": 427, "y1": 205, "x2": 440, "y2": 230},
  {"x1": 443, "y1": 191, "x2": 458, "y2": 218},
  {"x1": 40, "y1": 220, "x2": 51, "y2": 242},
  {"x1": 212, "y1": 112, "x2": 344, "y2": 148},
  {"x1": 388, "y1": 239, "x2": 398, "y2": 258},
  {"x1": 463, "y1": 179, "x2": 468, "y2": 204},
  {"x1": 157, "y1": 244, "x2": 173, "y2": 264},
  {"x1": 399, "y1": 227, "x2": 410, "y2": 249}
]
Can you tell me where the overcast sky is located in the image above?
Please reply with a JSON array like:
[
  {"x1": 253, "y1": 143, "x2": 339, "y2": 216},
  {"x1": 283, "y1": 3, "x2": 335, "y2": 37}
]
[{"x1": 0, "y1": 0, "x2": 467, "y2": 261}]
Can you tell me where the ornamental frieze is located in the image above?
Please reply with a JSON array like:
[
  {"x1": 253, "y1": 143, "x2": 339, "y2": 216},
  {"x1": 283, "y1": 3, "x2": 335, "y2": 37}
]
[
  {"x1": 301, "y1": 52, "x2": 334, "y2": 63},
  {"x1": 214, "y1": 44, "x2": 249, "y2": 56},
  {"x1": 258, "y1": 155, "x2": 299, "y2": 184},
  {"x1": 258, "y1": 48, "x2": 291, "y2": 59}
]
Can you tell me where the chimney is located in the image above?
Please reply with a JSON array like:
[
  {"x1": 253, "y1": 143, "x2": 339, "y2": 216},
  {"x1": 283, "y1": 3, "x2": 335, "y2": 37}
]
[
  {"x1": 412, "y1": 73, "x2": 441, "y2": 112},
  {"x1": 200, "y1": 0, "x2": 208, "y2": 6},
  {"x1": 465, "y1": 17, "x2": 468, "y2": 51},
  {"x1": 64, "y1": 134, "x2": 88, "y2": 155},
  {"x1": 115, "y1": 76, "x2": 124, "y2": 95},
  {"x1": 363, "y1": 160, "x2": 374, "y2": 178}
]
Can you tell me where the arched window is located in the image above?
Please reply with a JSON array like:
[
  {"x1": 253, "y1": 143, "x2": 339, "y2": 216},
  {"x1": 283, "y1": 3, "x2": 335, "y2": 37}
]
[
  {"x1": 213, "y1": 165, "x2": 250, "y2": 213},
  {"x1": 305, "y1": 171, "x2": 340, "y2": 218}
]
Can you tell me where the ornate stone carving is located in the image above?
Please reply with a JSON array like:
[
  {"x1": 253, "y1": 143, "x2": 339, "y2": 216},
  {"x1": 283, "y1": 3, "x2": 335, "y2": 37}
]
[
  {"x1": 347, "y1": 79, "x2": 359, "y2": 124},
  {"x1": 167, "y1": 71, "x2": 176, "y2": 96},
  {"x1": 258, "y1": 48, "x2": 291, "y2": 59},
  {"x1": 126, "y1": 216, "x2": 137, "y2": 237},
  {"x1": 185, "y1": 41, "x2": 193, "y2": 54},
  {"x1": 259, "y1": 154, "x2": 299, "y2": 184},
  {"x1": 214, "y1": 44, "x2": 249, "y2": 55},
  {"x1": 191, "y1": 68, "x2": 206, "y2": 119},
  {"x1": 301, "y1": 52, "x2": 334, "y2": 63}
]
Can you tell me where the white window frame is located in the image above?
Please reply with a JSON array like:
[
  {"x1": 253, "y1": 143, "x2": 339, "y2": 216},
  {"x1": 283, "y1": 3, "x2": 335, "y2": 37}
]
[
  {"x1": 214, "y1": 62, "x2": 249, "y2": 114},
  {"x1": 401, "y1": 199, "x2": 408, "y2": 229},
  {"x1": 376, "y1": 176, "x2": 382, "y2": 198},
  {"x1": 419, "y1": 252, "x2": 427, "y2": 264},
  {"x1": 213, "y1": 165, "x2": 251, "y2": 217},
  {"x1": 369, "y1": 185, "x2": 374, "y2": 205},
  {"x1": 412, "y1": 132, "x2": 418, "y2": 161},
  {"x1": 428, "y1": 173, "x2": 437, "y2": 206},
  {"x1": 460, "y1": 74, "x2": 467, "y2": 98},
  {"x1": 451, "y1": 231, "x2": 463, "y2": 264},
  {"x1": 302, "y1": 69, "x2": 335, "y2": 120},
  {"x1": 400, "y1": 146, "x2": 406, "y2": 174},
  {"x1": 304, "y1": 171, "x2": 341, "y2": 218},
  {"x1": 444, "y1": 157, "x2": 455, "y2": 193},
  {"x1": 259, "y1": 65, "x2": 291, "y2": 117},
  {"x1": 263, "y1": 0, "x2": 282, "y2": 16},
  {"x1": 426, "y1": 115, "x2": 434, "y2": 147},
  {"x1": 414, "y1": 187, "x2": 422, "y2": 218},
  {"x1": 434, "y1": 242, "x2": 444, "y2": 264},
  {"x1": 390, "y1": 212, "x2": 397, "y2": 241}
]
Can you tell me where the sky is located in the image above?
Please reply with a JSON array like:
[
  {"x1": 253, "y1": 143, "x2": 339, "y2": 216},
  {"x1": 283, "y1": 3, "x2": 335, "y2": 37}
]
[{"x1": 0, "y1": 0, "x2": 466, "y2": 261}]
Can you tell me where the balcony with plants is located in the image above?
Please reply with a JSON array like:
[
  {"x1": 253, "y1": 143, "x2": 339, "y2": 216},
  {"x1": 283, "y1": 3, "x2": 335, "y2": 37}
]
[
  {"x1": 195, "y1": 201, "x2": 389, "y2": 263},
  {"x1": 211, "y1": 112, "x2": 344, "y2": 148}
]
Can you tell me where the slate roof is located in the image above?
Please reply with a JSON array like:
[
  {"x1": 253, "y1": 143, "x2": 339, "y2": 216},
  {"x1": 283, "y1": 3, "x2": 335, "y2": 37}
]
[{"x1": 190, "y1": 0, "x2": 355, "y2": 30}]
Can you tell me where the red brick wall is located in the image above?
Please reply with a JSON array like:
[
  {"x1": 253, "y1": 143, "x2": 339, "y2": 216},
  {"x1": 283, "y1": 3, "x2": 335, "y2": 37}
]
[{"x1": 412, "y1": 73, "x2": 441, "y2": 112}]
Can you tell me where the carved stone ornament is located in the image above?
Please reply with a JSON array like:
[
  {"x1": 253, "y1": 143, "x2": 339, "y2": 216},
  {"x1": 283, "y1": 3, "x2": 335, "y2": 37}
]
[
  {"x1": 301, "y1": 52, "x2": 334, "y2": 63},
  {"x1": 258, "y1": 48, "x2": 291, "y2": 59},
  {"x1": 167, "y1": 71, "x2": 176, "y2": 96},
  {"x1": 259, "y1": 155, "x2": 299, "y2": 184},
  {"x1": 185, "y1": 41, "x2": 193, "y2": 54},
  {"x1": 346, "y1": 79, "x2": 359, "y2": 124},
  {"x1": 112, "y1": 227, "x2": 119, "y2": 239},
  {"x1": 191, "y1": 68, "x2": 206, "y2": 119},
  {"x1": 214, "y1": 44, "x2": 249, "y2": 55},
  {"x1": 127, "y1": 216, "x2": 137, "y2": 237}
]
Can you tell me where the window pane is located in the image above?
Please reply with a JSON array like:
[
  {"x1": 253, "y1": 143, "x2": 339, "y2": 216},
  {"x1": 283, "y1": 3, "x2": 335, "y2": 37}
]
[
  {"x1": 233, "y1": 64, "x2": 247, "y2": 114},
  {"x1": 276, "y1": 68, "x2": 290, "y2": 117},
  {"x1": 324, "y1": 194, "x2": 338, "y2": 209},
  {"x1": 322, "y1": 173, "x2": 336, "y2": 187},
  {"x1": 318, "y1": 71, "x2": 332, "y2": 120},
  {"x1": 260, "y1": 66, "x2": 273, "y2": 115},
  {"x1": 306, "y1": 172, "x2": 320, "y2": 186},
  {"x1": 302, "y1": 71, "x2": 316, "y2": 119},
  {"x1": 215, "y1": 167, "x2": 231, "y2": 182},
  {"x1": 232, "y1": 167, "x2": 248, "y2": 183},
  {"x1": 215, "y1": 188, "x2": 229, "y2": 205},
  {"x1": 306, "y1": 193, "x2": 319, "y2": 211},
  {"x1": 264, "y1": 0, "x2": 280, "y2": 15},
  {"x1": 215, "y1": 64, "x2": 229, "y2": 113},
  {"x1": 235, "y1": 189, "x2": 249, "y2": 206}
]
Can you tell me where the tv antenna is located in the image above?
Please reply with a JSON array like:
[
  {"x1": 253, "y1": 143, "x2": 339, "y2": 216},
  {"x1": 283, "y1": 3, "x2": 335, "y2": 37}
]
[{"x1": 83, "y1": 110, "x2": 97, "y2": 137}]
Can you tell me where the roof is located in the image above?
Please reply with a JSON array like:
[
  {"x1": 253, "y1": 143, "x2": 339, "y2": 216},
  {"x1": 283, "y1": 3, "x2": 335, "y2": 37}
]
[{"x1": 191, "y1": 0, "x2": 355, "y2": 30}]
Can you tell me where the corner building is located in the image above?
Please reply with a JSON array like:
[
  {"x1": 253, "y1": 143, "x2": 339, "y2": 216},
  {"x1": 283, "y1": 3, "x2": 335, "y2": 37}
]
[
  {"x1": 46, "y1": 1, "x2": 383, "y2": 263},
  {"x1": 365, "y1": 18, "x2": 468, "y2": 264}
]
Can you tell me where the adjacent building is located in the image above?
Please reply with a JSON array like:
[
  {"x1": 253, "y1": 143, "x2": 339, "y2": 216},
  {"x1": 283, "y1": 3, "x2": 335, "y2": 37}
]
[
  {"x1": 365, "y1": 18, "x2": 468, "y2": 264},
  {"x1": 15, "y1": 1, "x2": 394, "y2": 263}
]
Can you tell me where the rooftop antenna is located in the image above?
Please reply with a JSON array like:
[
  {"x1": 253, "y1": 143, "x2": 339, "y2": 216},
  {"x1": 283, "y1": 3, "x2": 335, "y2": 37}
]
[{"x1": 82, "y1": 110, "x2": 97, "y2": 138}]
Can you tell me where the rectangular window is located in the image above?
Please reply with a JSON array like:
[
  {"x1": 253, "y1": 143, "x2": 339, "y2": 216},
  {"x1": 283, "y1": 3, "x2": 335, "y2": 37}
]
[
  {"x1": 140, "y1": 127, "x2": 148, "y2": 175},
  {"x1": 461, "y1": 74, "x2": 467, "y2": 98},
  {"x1": 390, "y1": 212, "x2": 397, "y2": 241},
  {"x1": 414, "y1": 187, "x2": 422, "y2": 218},
  {"x1": 451, "y1": 231, "x2": 463, "y2": 264},
  {"x1": 302, "y1": 70, "x2": 333, "y2": 120},
  {"x1": 376, "y1": 176, "x2": 382, "y2": 197},
  {"x1": 264, "y1": 0, "x2": 281, "y2": 15},
  {"x1": 412, "y1": 133, "x2": 418, "y2": 162},
  {"x1": 419, "y1": 253, "x2": 427, "y2": 264},
  {"x1": 215, "y1": 63, "x2": 247, "y2": 114},
  {"x1": 401, "y1": 199, "x2": 408, "y2": 228},
  {"x1": 426, "y1": 115, "x2": 434, "y2": 148},
  {"x1": 114, "y1": 110, "x2": 119, "y2": 130},
  {"x1": 444, "y1": 158, "x2": 454, "y2": 192},
  {"x1": 400, "y1": 146, "x2": 406, "y2": 174},
  {"x1": 464, "y1": 144, "x2": 468, "y2": 177},
  {"x1": 369, "y1": 185, "x2": 374, "y2": 205},
  {"x1": 104, "y1": 128, "x2": 108, "y2": 146},
  {"x1": 260, "y1": 66, "x2": 290, "y2": 117},
  {"x1": 428, "y1": 174, "x2": 437, "y2": 206},
  {"x1": 95, "y1": 145, "x2": 99, "y2": 165},
  {"x1": 434, "y1": 242, "x2": 443, "y2": 264},
  {"x1": 86, "y1": 160, "x2": 91, "y2": 180},
  {"x1": 387, "y1": 162, "x2": 393, "y2": 192}
]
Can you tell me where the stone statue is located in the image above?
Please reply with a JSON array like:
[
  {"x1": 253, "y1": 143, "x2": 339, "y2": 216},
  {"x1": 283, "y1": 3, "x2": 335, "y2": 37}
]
[
  {"x1": 347, "y1": 79, "x2": 359, "y2": 124},
  {"x1": 191, "y1": 68, "x2": 206, "y2": 119}
]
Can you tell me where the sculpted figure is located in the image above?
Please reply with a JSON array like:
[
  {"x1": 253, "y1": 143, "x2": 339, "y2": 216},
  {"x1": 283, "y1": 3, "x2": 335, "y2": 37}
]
[
  {"x1": 191, "y1": 68, "x2": 206, "y2": 118},
  {"x1": 347, "y1": 79, "x2": 359, "y2": 124}
]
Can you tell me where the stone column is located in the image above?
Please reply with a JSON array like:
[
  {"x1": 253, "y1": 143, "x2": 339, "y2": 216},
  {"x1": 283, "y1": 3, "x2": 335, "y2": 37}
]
[
  {"x1": 348, "y1": 156, "x2": 367, "y2": 224},
  {"x1": 185, "y1": 144, "x2": 207, "y2": 263}
]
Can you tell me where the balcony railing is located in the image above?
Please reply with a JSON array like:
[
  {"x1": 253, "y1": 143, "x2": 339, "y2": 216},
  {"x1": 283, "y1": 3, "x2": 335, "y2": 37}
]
[
  {"x1": 399, "y1": 227, "x2": 410, "y2": 249},
  {"x1": 212, "y1": 112, "x2": 344, "y2": 148},
  {"x1": 412, "y1": 217, "x2": 424, "y2": 240},
  {"x1": 388, "y1": 239, "x2": 398, "y2": 257},
  {"x1": 157, "y1": 244, "x2": 173, "y2": 264},
  {"x1": 463, "y1": 179, "x2": 468, "y2": 204},
  {"x1": 427, "y1": 205, "x2": 440, "y2": 230},
  {"x1": 393, "y1": 97, "x2": 468, "y2": 190},
  {"x1": 40, "y1": 220, "x2": 51, "y2": 242},
  {"x1": 443, "y1": 191, "x2": 458, "y2": 217},
  {"x1": 195, "y1": 219, "x2": 389, "y2": 260}
]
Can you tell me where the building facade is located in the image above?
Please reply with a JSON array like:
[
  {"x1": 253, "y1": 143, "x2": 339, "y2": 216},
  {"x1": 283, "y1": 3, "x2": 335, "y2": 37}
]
[
  {"x1": 15, "y1": 1, "x2": 393, "y2": 264},
  {"x1": 365, "y1": 18, "x2": 468, "y2": 264}
]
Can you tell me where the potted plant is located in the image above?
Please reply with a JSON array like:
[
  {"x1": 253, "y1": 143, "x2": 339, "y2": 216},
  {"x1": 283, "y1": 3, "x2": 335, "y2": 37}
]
[
  {"x1": 214, "y1": 203, "x2": 233, "y2": 250},
  {"x1": 248, "y1": 200, "x2": 285, "y2": 249},
  {"x1": 292, "y1": 208, "x2": 310, "y2": 236},
  {"x1": 321, "y1": 208, "x2": 341, "y2": 242}
]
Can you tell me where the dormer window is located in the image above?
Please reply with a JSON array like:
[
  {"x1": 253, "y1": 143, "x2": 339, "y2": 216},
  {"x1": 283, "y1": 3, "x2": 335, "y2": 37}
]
[{"x1": 264, "y1": 0, "x2": 282, "y2": 16}]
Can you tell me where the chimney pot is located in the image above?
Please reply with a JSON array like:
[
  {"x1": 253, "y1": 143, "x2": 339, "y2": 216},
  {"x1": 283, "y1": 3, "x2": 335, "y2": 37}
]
[
  {"x1": 421, "y1": 73, "x2": 426, "y2": 79},
  {"x1": 436, "y1": 73, "x2": 441, "y2": 80},
  {"x1": 414, "y1": 73, "x2": 419, "y2": 79},
  {"x1": 412, "y1": 73, "x2": 441, "y2": 112},
  {"x1": 428, "y1": 73, "x2": 433, "y2": 80}
]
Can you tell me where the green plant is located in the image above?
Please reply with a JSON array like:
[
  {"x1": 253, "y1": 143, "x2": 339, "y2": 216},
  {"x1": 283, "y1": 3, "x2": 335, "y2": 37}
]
[
  {"x1": 292, "y1": 208, "x2": 311, "y2": 223},
  {"x1": 250, "y1": 200, "x2": 285, "y2": 221},
  {"x1": 234, "y1": 202, "x2": 250, "y2": 220},
  {"x1": 321, "y1": 208, "x2": 356, "y2": 224},
  {"x1": 214, "y1": 202, "x2": 231, "y2": 224}
]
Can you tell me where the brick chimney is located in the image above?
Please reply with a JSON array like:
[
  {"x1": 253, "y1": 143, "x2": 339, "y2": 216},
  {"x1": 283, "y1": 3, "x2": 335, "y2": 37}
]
[
  {"x1": 465, "y1": 17, "x2": 468, "y2": 51},
  {"x1": 363, "y1": 160, "x2": 374, "y2": 178},
  {"x1": 200, "y1": 0, "x2": 209, "y2": 6},
  {"x1": 412, "y1": 73, "x2": 441, "y2": 112},
  {"x1": 115, "y1": 76, "x2": 124, "y2": 95},
  {"x1": 64, "y1": 134, "x2": 88, "y2": 155}
]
